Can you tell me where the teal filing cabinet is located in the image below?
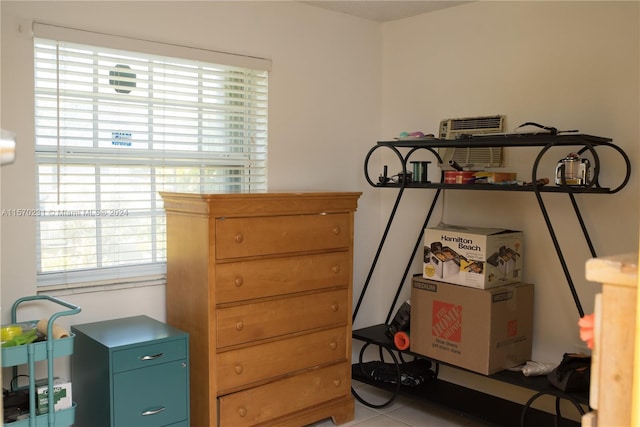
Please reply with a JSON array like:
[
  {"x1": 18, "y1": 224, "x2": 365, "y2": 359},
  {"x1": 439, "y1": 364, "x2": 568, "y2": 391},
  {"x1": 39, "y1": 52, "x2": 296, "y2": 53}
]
[{"x1": 71, "y1": 315, "x2": 189, "y2": 427}]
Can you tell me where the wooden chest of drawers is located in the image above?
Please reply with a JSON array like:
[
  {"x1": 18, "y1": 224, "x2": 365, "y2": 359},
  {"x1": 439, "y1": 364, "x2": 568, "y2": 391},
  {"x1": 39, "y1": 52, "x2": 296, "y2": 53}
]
[{"x1": 161, "y1": 192, "x2": 360, "y2": 427}]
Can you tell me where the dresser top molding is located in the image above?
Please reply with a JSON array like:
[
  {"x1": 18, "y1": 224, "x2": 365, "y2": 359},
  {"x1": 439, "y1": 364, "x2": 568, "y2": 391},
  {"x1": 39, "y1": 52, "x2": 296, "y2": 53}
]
[
  {"x1": 160, "y1": 191, "x2": 362, "y2": 217},
  {"x1": 586, "y1": 253, "x2": 638, "y2": 288}
]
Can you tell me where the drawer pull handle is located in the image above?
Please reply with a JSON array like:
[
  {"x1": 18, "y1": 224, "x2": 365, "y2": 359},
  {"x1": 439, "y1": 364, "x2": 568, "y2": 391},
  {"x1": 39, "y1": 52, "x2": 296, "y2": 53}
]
[
  {"x1": 235, "y1": 364, "x2": 244, "y2": 375},
  {"x1": 140, "y1": 353, "x2": 164, "y2": 361},
  {"x1": 235, "y1": 276, "x2": 244, "y2": 287},
  {"x1": 333, "y1": 379, "x2": 341, "y2": 387},
  {"x1": 330, "y1": 303, "x2": 339, "y2": 312},
  {"x1": 332, "y1": 226, "x2": 341, "y2": 235},
  {"x1": 238, "y1": 407, "x2": 247, "y2": 417},
  {"x1": 332, "y1": 265, "x2": 341, "y2": 274},
  {"x1": 235, "y1": 321, "x2": 244, "y2": 331},
  {"x1": 142, "y1": 407, "x2": 166, "y2": 416},
  {"x1": 329, "y1": 341, "x2": 338, "y2": 350},
  {"x1": 235, "y1": 233, "x2": 244, "y2": 243}
]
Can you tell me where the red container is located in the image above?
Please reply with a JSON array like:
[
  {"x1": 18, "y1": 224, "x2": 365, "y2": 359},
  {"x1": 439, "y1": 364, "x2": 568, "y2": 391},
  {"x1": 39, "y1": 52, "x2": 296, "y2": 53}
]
[{"x1": 444, "y1": 171, "x2": 476, "y2": 184}]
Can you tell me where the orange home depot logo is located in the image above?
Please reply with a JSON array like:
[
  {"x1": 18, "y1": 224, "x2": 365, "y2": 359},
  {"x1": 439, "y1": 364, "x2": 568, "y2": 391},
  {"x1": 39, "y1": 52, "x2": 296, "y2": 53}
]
[{"x1": 432, "y1": 300, "x2": 462, "y2": 342}]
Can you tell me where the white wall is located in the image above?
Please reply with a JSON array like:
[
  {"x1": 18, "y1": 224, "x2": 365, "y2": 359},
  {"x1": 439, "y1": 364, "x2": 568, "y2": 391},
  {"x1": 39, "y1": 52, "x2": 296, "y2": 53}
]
[
  {"x1": 0, "y1": 0, "x2": 383, "y2": 378},
  {"x1": 1, "y1": 0, "x2": 638, "y2": 409}
]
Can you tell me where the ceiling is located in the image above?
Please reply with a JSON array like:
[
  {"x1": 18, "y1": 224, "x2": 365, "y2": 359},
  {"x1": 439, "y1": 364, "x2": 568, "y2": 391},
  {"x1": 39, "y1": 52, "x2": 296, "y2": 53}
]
[{"x1": 300, "y1": 1, "x2": 471, "y2": 22}]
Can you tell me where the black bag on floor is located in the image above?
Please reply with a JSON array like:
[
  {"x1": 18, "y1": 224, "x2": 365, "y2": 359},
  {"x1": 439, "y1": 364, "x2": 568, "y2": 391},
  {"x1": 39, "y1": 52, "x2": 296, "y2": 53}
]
[
  {"x1": 547, "y1": 353, "x2": 591, "y2": 393},
  {"x1": 358, "y1": 359, "x2": 435, "y2": 387}
]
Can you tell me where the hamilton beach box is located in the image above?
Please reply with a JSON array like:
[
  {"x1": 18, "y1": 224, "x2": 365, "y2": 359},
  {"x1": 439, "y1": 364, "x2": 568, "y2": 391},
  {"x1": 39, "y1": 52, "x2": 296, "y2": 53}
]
[
  {"x1": 423, "y1": 223, "x2": 523, "y2": 289},
  {"x1": 410, "y1": 277, "x2": 533, "y2": 375}
]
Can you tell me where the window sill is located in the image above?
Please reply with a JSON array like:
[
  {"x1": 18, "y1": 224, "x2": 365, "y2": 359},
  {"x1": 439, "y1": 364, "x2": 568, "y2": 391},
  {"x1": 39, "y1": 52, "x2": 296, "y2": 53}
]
[{"x1": 37, "y1": 276, "x2": 166, "y2": 297}]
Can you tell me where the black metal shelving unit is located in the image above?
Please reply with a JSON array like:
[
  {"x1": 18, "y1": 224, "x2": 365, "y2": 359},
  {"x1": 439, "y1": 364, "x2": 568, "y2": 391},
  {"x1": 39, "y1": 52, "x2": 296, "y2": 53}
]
[{"x1": 352, "y1": 133, "x2": 631, "y2": 427}]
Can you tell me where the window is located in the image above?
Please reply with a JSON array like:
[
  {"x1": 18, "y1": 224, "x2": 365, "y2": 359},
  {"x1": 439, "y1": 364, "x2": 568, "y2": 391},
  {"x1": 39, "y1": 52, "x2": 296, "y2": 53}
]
[{"x1": 33, "y1": 24, "x2": 269, "y2": 288}]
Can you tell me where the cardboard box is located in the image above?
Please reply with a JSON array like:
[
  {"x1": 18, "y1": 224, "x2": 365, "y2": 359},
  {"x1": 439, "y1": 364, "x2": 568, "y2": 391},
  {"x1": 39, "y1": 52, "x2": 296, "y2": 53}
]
[
  {"x1": 473, "y1": 171, "x2": 518, "y2": 184},
  {"x1": 36, "y1": 377, "x2": 72, "y2": 414},
  {"x1": 423, "y1": 223, "x2": 523, "y2": 289},
  {"x1": 410, "y1": 277, "x2": 533, "y2": 375}
]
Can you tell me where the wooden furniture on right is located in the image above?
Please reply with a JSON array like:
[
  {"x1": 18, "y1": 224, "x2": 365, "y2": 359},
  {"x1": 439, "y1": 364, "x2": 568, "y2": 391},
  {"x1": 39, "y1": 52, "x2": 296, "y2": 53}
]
[
  {"x1": 583, "y1": 253, "x2": 638, "y2": 427},
  {"x1": 161, "y1": 191, "x2": 360, "y2": 427}
]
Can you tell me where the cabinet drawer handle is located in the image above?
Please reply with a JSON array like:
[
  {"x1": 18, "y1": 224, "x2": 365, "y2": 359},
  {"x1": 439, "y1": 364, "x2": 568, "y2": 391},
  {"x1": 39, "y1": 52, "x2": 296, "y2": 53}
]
[
  {"x1": 234, "y1": 276, "x2": 244, "y2": 287},
  {"x1": 238, "y1": 407, "x2": 247, "y2": 417},
  {"x1": 235, "y1": 321, "x2": 244, "y2": 331},
  {"x1": 332, "y1": 226, "x2": 341, "y2": 235},
  {"x1": 333, "y1": 378, "x2": 341, "y2": 387},
  {"x1": 329, "y1": 341, "x2": 338, "y2": 350},
  {"x1": 331, "y1": 265, "x2": 341, "y2": 274},
  {"x1": 141, "y1": 407, "x2": 166, "y2": 416},
  {"x1": 140, "y1": 353, "x2": 164, "y2": 361},
  {"x1": 330, "y1": 303, "x2": 339, "y2": 312},
  {"x1": 235, "y1": 233, "x2": 244, "y2": 243},
  {"x1": 235, "y1": 364, "x2": 244, "y2": 375}
]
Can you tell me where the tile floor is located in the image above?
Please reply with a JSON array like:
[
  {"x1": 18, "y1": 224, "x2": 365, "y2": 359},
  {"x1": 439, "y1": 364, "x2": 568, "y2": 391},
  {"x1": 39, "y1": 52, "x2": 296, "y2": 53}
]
[{"x1": 308, "y1": 380, "x2": 494, "y2": 427}]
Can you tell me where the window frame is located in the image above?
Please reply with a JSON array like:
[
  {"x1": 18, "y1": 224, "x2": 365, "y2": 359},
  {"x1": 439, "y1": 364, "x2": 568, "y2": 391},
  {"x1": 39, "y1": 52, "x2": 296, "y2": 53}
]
[{"x1": 33, "y1": 23, "x2": 270, "y2": 289}]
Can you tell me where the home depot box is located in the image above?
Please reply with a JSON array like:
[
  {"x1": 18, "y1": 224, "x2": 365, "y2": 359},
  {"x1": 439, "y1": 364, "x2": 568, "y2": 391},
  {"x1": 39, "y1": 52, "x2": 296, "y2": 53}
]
[
  {"x1": 423, "y1": 223, "x2": 523, "y2": 289},
  {"x1": 410, "y1": 277, "x2": 533, "y2": 375}
]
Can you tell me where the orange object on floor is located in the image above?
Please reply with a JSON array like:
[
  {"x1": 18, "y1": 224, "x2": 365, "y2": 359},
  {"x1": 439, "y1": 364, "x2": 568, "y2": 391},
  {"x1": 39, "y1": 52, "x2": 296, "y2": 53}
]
[{"x1": 394, "y1": 331, "x2": 410, "y2": 350}]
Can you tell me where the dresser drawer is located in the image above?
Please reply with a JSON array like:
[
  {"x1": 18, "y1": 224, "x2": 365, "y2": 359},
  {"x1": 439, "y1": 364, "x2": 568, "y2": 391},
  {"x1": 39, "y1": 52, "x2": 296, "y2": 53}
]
[
  {"x1": 216, "y1": 327, "x2": 347, "y2": 393},
  {"x1": 218, "y1": 362, "x2": 350, "y2": 427},
  {"x1": 112, "y1": 339, "x2": 187, "y2": 373},
  {"x1": 216, "y1": 289, "x2": 348, "y2": 348},
  {"x1": 113, "y1": 359, "x2": 189, "y2": 427},
  {"x1": 215, "y1": 252, "x2": 350, "y2": 303},
  {"x1": 215, "y1": 213, "x2": 351, "y2": 260}
]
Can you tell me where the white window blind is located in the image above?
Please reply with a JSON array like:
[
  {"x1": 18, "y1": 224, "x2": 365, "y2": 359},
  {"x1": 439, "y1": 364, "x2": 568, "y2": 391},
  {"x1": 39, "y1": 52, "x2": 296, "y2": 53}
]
[{"x1": 33, "y1": 25, "x2": 269, "y2": 288}]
